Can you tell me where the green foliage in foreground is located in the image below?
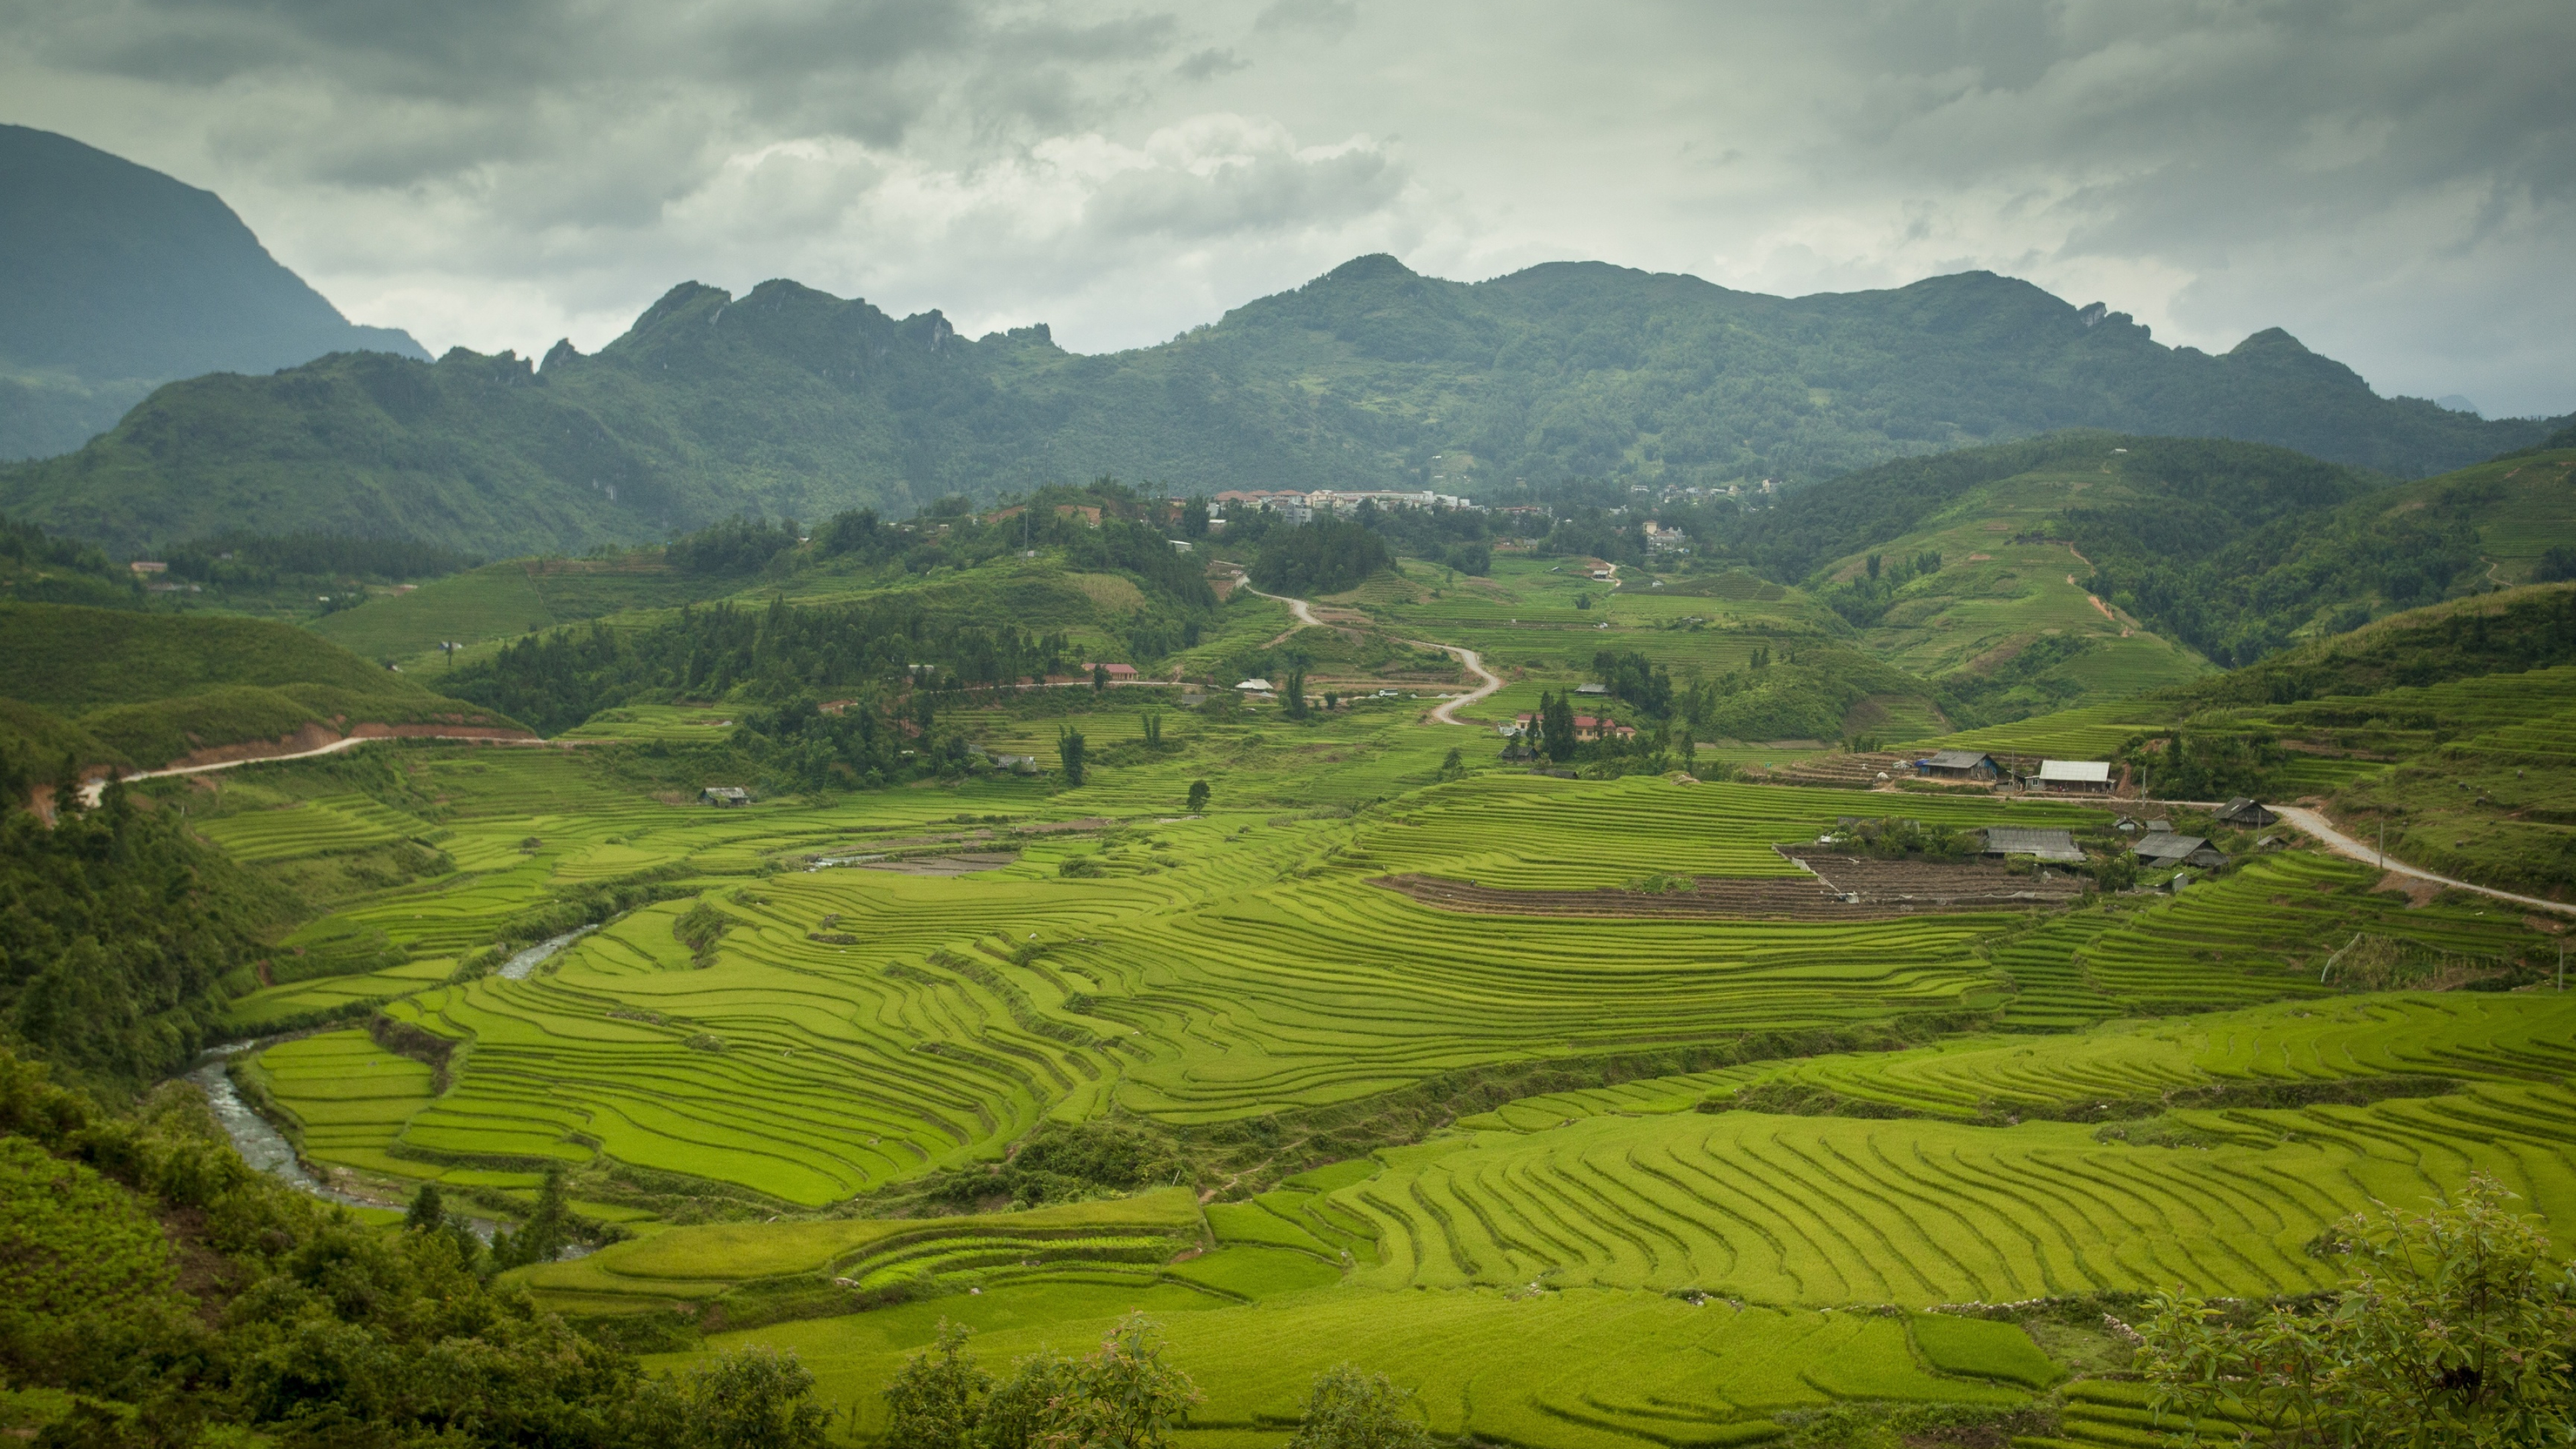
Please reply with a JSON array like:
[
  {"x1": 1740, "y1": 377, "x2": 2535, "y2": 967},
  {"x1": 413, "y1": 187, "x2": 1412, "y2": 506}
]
[
  {"x1": 2141, "y1": 1173, "x2": 2576, "y2": 1447},
  {"x1": 882, "y1": 1315, "x2": 1199, "y2": 1449},
  {"x1": 0, "y1": 1049, "x2": 837, "y2": 1449},
  {"x1": 0, "y1": 788, "x2": 284, "y2": 1095}
]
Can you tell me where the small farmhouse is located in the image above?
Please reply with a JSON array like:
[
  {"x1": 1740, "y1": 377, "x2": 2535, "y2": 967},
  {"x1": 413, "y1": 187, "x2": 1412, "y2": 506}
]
[
  {"x1": 2215, "y1": 798, "x2": 2278, "y2": 828},
  {"x1": 2131, "y1": 833, "x2": 2228, "y2": 869},
  {"x1": 1087, "y1": 662, "x2": 1139, "y2": 680},
  {"x1": 1917, "y1": 750, "x2": 2000, "y2": 780},
  {"x1": 1574, "y1": 682, "x2": 1610, "y2": 697},
  {"x1": 2033, "y1": 759, "x2": 2113, "y2": 793},
  {"x1": 993, "y1": 754, "x2": 1040, "y2": 775},
  {"x1": 1236, "y1": 678, "x2": 1275, "y2": 693},
  {"x1": 702, "y1": 786, "x2": 751, "y2": 807},
  {"x1": 1978, "y1": 827, "x2": 2084, "y2": 863}
]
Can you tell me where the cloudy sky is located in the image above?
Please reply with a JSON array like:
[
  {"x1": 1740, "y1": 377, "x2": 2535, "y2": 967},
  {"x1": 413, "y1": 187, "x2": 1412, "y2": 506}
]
[{"x1": 6, "y1": 0, "x2": 2571, "y2": 415}]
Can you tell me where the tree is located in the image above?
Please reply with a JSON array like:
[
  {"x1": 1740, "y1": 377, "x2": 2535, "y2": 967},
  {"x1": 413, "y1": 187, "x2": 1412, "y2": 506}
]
[
  {"x1": 2139, "y1": 1173, "x2": 2576, "y2": 1446},
  {"x1": 1281, "y1": 665, "x2": 1309, "y2": 720},
  {"x1": 1140, "y1": 711, "x2": 1163, "y2": 747},
  {"x1": 1438, "y1": 747, "x2": 1464, "y2": 781},
  {"x1": 1091, "y1": 663, "x2": 1110, "y2": 694},
  {"x1": 1032, "y1": 1314, "x2": 1201, "y2": 1449},
  {"x1": 1185, "y1": 780, "x2": 1210, "y2": 812},
  {"x1": 1289, "y1": 1365, "x2": 1433, "y2": 1449},
  {"x1": 490, "y1": 1165, "x2": 572, "y2": 1268},
  {"x1": 1059, "y1": 727, "x2": 1087, "y2": 788},
  {"x1": 1538, "y1": 691, "x2": 1579, "y2": 763},
  {"x1": 884, "y1": 1322, "x2": 991, "y2": 1449},
  {"x1": 402, "y1": 1183, "x2": 445, "y2": 1234},
  {"x1": 667, "y1": 1346, "x2": 835, "y2": 1449},
  {"x1": 973, "y1": 1352, "x2": 1074, "y2": 1449}
]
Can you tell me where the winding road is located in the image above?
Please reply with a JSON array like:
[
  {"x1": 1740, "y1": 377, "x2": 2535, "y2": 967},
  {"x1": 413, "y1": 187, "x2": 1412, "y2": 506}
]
[
  {"x1": 74, "y1": 732, "x2": 570, "y2": 808},
  {"x1": 1236, "y1": 573, "x2": 1503, "y2": 726},
  {"x1": 2269, "y1": 803, "x2": 2576, "y2": 918}
]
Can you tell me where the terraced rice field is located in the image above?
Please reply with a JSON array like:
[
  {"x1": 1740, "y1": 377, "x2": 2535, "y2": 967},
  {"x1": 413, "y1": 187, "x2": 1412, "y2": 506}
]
[
  {"x1": 195, "y1": 793, "x2": 420, "y2": 861},
  {"x1": 229, "y1": 745, "x2": 2557, "y2": 1214},
  {"x1": 180, "y1": 720, "x2": 2574, "y2": 1448},
  {"x1": 638, "y1": 995, "x2": 2571, "y2": 1449}
]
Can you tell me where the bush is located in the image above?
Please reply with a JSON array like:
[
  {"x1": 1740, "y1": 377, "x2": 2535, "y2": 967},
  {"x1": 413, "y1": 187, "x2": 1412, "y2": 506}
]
[{"x1": 2139, "y1": 1173, "x2": 2576, "y2": 1444}]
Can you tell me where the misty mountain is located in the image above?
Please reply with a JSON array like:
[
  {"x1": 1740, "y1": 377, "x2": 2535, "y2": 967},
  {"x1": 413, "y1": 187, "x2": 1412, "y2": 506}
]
[
  {"x1": 0, "y1": 124, "x2": 426, "y2": 462},
  {"x1": 3, "y1": 254, "x2": 2561, "y2": 557}
]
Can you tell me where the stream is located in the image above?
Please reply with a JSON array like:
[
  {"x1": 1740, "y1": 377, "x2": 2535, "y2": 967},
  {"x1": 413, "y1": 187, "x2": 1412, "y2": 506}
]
[
  {"x1": 498, "y1": 925, "x2": 596, "y2": 980},
  {"x1": 188, "y1": 1044, "x2": 376, "y2": 1208}
]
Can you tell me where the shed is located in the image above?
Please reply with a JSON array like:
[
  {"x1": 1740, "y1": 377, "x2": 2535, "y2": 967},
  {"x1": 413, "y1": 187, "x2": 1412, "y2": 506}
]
[
  {"x1": 2033, "y1": 759, "x2": 2113, "y2": 792},
  {"x1": 1574, "y1": 683, "x2": 1610, "y2": 696},
  {"x1": 1236, "y1": 678, "x2": 1274, "y2": 692},
  {"x1": 1978, "y1": 827, "x2": 2084, "y2": 863},
  {"x1": 2131, "y1": 833, "x2": 2226, "y2": 869},
  {"x1": 993, "y1": 754, "x2": 1040, "y2": 775},
  {"x1": 2215, "y1": 798, "x2": 2277, "y2": 828},
  {"x1": 1919, "y1": 749, "x2": 2000, "y2": 779},
  {"x1": 701, "y1": 786, "x2": 752, "y2": 807}
]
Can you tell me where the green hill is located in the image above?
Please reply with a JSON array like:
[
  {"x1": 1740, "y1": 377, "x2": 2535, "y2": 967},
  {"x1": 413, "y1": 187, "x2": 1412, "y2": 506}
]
[
  {"x1": 3, "y1": 258, "x2": 2560, "y2": 557},
  {"x1": 0, "y1": 124, "x2": 425, "y2": 462},
  {"x1": 0, "y1": 601, "x2": 524, "y2": 773}
]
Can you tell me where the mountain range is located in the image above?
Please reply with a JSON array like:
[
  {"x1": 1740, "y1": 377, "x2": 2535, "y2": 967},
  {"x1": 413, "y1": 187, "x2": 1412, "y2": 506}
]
[
  {"x1": 1, "y1": 131, "x2": 2567, "y2": 559},
  {"x1": 0, "y1": 124, "x2": 425, "y2": 462}
]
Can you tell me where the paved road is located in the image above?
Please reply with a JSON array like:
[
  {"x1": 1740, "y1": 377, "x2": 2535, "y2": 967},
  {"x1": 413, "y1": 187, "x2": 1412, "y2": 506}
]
[{"x1": 2271, "y1": 803, "x2": 2576, "y2": 917}]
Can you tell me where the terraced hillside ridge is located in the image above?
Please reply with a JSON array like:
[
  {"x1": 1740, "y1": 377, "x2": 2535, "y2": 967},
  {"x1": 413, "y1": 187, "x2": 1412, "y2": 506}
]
[
  {"x1": 6, "y1": 258, "x2": 2562, "y2": 555},
  {"x1": 0, "y1": 600, "x2": 524, "y2": 787}
]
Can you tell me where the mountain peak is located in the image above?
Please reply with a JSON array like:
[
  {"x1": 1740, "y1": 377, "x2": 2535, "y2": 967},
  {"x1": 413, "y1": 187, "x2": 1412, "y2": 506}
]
[
  {"x1": 2229, "y1": 327, "x2": 2312, "y2": 358},
  {"x1": 1319, "y1": 254, "x2": 1417, "y2": 285},
  {"x1": 0, "y1": 123, "x2": 429, "y2": 460}
]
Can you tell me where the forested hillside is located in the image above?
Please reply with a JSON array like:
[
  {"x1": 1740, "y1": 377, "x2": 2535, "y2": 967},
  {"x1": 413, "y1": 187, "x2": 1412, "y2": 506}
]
[{"x1": 4, "y1": 257, "x2": 2559, "y2": 557}]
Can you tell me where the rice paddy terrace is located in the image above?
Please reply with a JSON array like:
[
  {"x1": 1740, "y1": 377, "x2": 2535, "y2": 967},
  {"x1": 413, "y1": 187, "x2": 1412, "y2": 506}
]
[{"x1": 175, "y1": 665, "x2": 2572, "y2": 1446}]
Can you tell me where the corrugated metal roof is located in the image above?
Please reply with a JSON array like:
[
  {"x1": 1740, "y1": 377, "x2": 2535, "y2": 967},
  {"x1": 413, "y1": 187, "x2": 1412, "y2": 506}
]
[
  {"x1": 2131, "y1": 833, "x2": 2211, "y2": 861},
  {"x1": 1923, "y1": 749, "x2": 1995, "y2": 770},
  {"x1": 2037, "y1": 759, "x2": 2112, "y2": 782},
  {"x1": 1980, "y1": 827, "x2": 2084, "y2": 862}
]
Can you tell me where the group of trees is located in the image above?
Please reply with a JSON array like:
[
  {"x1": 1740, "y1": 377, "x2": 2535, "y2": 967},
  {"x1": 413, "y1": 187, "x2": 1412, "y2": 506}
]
[
  {"x1": 0, "y1": 783, "x2": 284, "y2": 1095},
  {"x1": 1250, "y1": 517, "x2": 1393, "y2": 596},
  {"x1": 881, "y1": 1319, "x2": 1431, "y2": 1449},
  {"x1": 0, "y1": 1046, "x2": 840, "y2": 1449},
  {"x1": 450, "y1": 597, "x2": 1071, "y2": 734}
]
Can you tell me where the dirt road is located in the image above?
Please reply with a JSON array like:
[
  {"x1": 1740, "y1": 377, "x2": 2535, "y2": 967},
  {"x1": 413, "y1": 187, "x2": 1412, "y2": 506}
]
[
  {"x1": 76, "y1": 733, "x2": 572, "y2": 808},
  {"x1": 2271, "y1": 803, "x2": 2576, "y2": 917},
  {"x1": 1238, "y1": 574, "x2": 1501, "y2": 724}
]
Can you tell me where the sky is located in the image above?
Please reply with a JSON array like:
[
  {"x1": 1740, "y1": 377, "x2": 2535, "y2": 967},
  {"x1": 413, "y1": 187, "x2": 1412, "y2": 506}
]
[{"x1": 5, "y1": 0, "x2": 2571, "y2": 417}]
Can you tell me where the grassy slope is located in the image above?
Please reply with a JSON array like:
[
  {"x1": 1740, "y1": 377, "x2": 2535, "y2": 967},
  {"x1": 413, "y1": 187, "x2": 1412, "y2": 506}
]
[
  {"x1": 1809, "y1": 464, "x2": 2212, "y2": 706},
  {"x1": 0, "y1": 600, "x2": 522, "y2": 768}
]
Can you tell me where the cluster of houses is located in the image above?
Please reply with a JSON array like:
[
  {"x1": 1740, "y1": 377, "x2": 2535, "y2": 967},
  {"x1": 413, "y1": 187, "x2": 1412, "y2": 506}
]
[
  {"x1": 1209, "y1": 488, "x2": 1480, "y2": 528},
  {"x1": 1505, "y1": 711, "x2": 1638, "y2": 742},
  {"x1": 1914, "y1": 751, "x2": 2117, "y2": 793},
  {"x1": 1962, "y1": 796, "x2": 2279, "y2": 883}
]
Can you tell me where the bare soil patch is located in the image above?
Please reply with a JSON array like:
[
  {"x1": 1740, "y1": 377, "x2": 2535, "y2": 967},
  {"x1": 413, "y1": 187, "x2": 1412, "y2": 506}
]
[
  {"x1": 1376, "y1": 851, "x2": 2079, "y2": 921},
  {"x1": 859, "y1": 852, "x2": 1020, "y2": 876}
]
